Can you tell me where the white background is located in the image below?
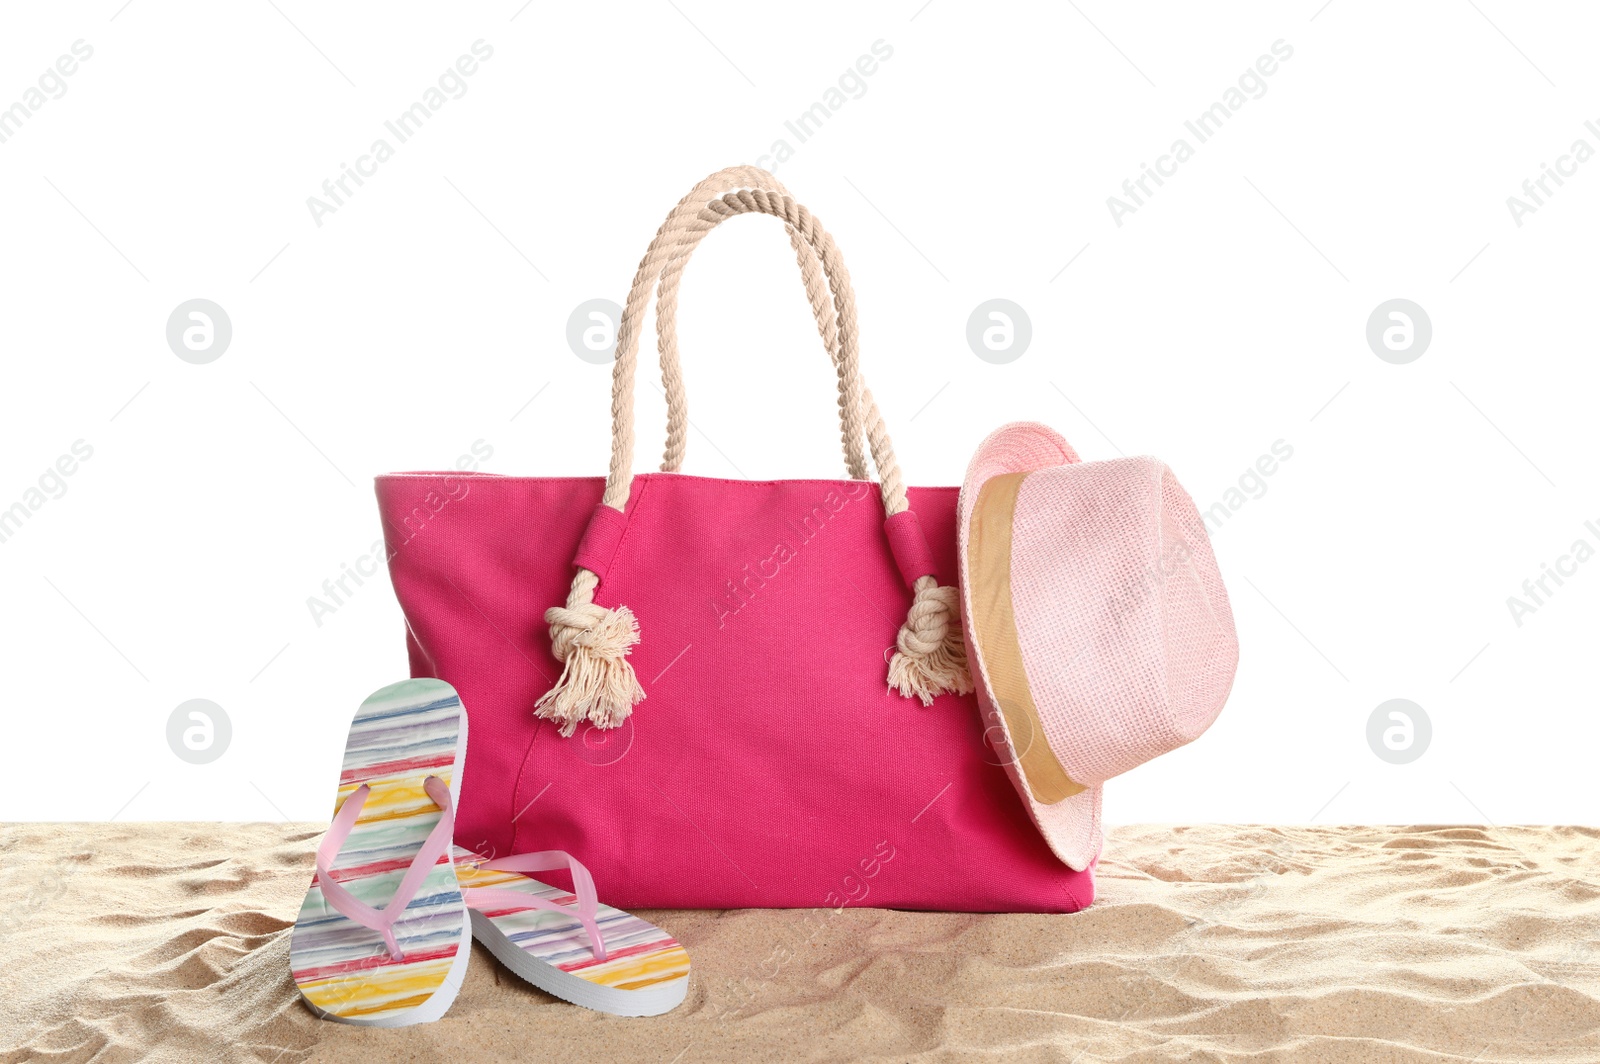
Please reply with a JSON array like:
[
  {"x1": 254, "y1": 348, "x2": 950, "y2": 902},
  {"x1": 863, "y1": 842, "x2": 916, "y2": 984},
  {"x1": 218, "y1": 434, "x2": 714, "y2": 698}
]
[{"x1": 2, "y1": 1, "x2": 1595, "y2": 827}]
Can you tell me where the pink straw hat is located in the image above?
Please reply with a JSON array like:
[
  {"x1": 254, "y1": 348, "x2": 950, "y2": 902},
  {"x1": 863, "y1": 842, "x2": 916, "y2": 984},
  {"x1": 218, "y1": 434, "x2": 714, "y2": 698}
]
[{"x1": 957, "y1": 423, "x2": 1240, "y2": 870}]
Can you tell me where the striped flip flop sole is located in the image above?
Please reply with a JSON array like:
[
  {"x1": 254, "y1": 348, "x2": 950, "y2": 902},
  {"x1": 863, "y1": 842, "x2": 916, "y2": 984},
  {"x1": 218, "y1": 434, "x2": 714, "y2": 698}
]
[
  {"x1": 290, "y1": 679, "x2": 470, "y2": 1026},
  {"x1": 456, "y1": 846, "x2": 691, "y2": 1017}
]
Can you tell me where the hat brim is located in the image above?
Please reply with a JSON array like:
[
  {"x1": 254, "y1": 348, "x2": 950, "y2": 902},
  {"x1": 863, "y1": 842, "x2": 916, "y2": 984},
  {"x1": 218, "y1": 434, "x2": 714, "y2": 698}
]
[{"x1": 958, "y1": 422, "x2": 1102, "y2": 872}]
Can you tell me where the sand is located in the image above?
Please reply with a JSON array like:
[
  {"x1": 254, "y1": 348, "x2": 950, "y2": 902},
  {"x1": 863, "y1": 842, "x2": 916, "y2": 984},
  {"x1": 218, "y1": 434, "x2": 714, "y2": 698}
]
[{"x1": 1, "y1": 823, "x2": 1596, "y2": 1063}]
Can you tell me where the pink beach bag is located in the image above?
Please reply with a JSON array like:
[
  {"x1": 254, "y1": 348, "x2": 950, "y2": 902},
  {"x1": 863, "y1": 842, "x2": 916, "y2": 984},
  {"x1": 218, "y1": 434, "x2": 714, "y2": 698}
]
[{"x1": 376, "y1": 168, "x2": 1092, "y2": 912}]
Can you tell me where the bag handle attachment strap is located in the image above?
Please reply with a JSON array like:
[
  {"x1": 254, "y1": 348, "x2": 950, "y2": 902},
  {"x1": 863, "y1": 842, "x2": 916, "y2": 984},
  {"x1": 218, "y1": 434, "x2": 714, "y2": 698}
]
[{"x1": 534, "y1": 181, "x2": 971, "y2": 736}]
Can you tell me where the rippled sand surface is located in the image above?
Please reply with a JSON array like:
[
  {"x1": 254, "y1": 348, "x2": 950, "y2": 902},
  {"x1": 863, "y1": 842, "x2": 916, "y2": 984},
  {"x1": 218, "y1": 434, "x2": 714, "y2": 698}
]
[{"x1": 2, "y1": 823, "x2": 1596, "y2": 1062}]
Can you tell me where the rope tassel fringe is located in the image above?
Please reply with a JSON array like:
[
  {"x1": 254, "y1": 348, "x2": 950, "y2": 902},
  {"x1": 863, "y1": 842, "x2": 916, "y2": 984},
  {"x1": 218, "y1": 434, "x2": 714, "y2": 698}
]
[{"x1": 535, "y1": 598, "x2": 645, "y2": 737}]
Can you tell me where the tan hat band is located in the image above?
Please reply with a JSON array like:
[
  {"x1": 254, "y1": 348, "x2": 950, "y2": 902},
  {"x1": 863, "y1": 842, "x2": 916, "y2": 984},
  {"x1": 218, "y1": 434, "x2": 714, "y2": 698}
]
[{"x1": 966, "y1": 472, "x2": 1086, "y2": 805}]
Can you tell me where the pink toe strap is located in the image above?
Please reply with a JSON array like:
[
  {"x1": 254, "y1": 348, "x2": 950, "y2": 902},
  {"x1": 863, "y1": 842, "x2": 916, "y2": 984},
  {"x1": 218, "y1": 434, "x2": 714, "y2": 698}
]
[
  {"x1": 315, "y1": 775, "x2": 456, "y2": 962},
  {"x1": 463, "y1": 850, "x2": 608, "y2": 962}
]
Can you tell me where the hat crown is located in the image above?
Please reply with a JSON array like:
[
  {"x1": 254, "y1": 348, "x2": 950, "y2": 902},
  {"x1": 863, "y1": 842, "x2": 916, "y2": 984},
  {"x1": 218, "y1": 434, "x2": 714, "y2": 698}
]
[{"x1": 1008, "y1": 456, "x2": 1238, "y2": 785}]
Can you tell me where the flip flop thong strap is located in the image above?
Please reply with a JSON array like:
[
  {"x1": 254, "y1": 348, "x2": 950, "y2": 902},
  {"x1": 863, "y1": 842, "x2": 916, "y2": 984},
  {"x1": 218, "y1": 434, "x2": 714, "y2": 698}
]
[
  {"x1": 315, "y1": 775, "x2": 456, "y2": 962},
  {"x1": 463, "y1": 850, "x2": 609, "y2": 962}
]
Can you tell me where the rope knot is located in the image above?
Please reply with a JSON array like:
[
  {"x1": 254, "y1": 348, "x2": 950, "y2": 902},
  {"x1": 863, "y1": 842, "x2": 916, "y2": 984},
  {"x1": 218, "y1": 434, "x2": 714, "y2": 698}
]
[
  {"x1": 888, "y1": 577, "x2": 973, "y2": 706},
  {"x1": 536, "y1": 591, "x2": 644, "y2": 737},
  {"x1": 546, "y1": 602, "x2": 622, "y2": 656}
]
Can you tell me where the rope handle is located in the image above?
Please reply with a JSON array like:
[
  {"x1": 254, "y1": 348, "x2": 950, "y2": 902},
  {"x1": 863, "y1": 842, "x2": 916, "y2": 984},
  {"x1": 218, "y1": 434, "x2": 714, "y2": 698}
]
[
  {"x1": 644, "y1": 168, "x2": 875, "y2": 481},
  {"x1": 532, "y1": 170, "x2": 972, "y2": 736},
  {"x1": 604, "y1": 187, "x2": 905, "y2": 516},
  {"x1": 627, "y1": 166, "x2": 893, "y2": 483}
]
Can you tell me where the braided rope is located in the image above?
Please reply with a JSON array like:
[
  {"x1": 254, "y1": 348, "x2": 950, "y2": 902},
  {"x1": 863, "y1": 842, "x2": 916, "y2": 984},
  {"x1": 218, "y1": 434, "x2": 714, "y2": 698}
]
[
  {"x1": 694, "y1": 189, "x2": 909, "y2": 515},
  {"x1": 604, "y1": 186, "x2": 907, "y2": 517},
  {"x1": 648, "y1": 175, "x2": 870, "y2": 481}
]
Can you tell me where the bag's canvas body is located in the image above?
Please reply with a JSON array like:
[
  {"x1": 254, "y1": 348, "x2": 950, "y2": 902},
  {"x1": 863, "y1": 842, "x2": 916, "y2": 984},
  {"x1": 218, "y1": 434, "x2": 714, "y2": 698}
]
[{"x1": 375, "y1": 469, "x2": 1095, "y2": 912}]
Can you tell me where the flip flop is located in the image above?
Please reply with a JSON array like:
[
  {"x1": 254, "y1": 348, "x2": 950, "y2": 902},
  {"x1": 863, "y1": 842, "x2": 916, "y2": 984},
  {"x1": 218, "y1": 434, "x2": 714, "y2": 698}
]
[
  {"x1": 456, "y1": 846, "x2": 691, "y2": 1016},
  {"x1": 290, "y1": 679, "x2": 471, "y2": 1026}
]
